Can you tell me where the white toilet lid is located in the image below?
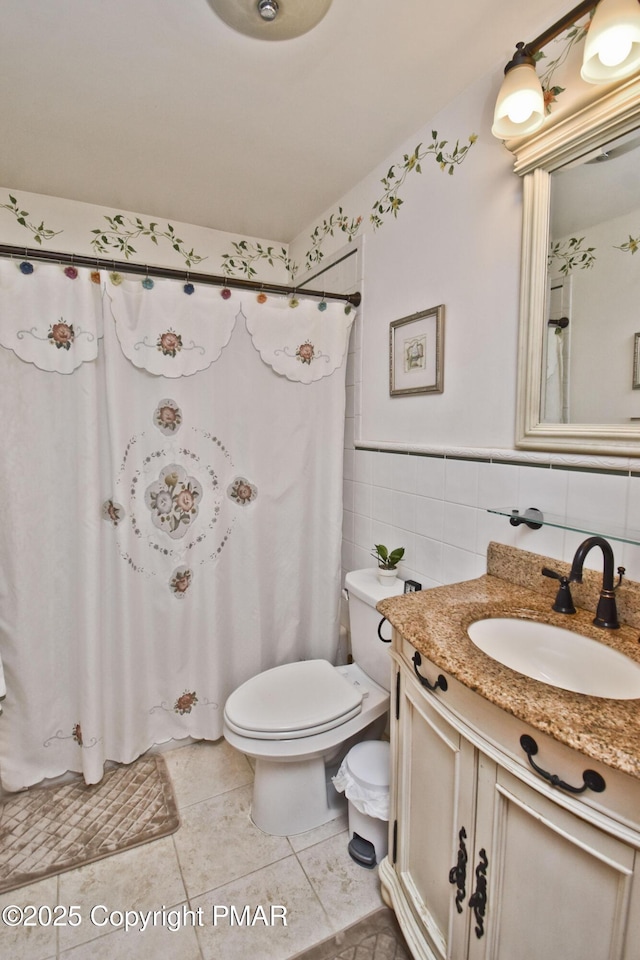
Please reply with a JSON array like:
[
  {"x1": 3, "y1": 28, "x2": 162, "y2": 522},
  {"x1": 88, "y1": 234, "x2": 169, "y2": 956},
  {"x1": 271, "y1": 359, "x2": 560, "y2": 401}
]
[{"x1": 224, "y1": 659, "x2": 364, "y2": 740}]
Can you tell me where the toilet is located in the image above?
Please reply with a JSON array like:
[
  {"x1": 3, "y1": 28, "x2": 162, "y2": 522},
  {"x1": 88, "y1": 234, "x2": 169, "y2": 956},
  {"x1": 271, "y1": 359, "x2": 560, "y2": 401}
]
[{"x1": 223, "y1": 568, "x2": 404, "y2": 836}]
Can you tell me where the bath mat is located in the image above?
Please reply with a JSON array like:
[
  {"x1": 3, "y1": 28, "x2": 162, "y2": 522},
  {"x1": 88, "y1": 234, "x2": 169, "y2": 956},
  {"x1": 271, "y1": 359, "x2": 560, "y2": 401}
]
[
  {"x1": 290, "y1": 907, "x2": 411, "y2": 960},
  {"x1": 0, "y1": 755, "x2": 179, "y2": 894}
]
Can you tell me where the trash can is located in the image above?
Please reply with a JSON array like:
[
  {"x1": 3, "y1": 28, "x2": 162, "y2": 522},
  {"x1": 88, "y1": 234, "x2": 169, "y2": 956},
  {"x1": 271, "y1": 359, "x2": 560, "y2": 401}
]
[{"x1": 332, "y1": 740, "x2": 390, "y2": 868}]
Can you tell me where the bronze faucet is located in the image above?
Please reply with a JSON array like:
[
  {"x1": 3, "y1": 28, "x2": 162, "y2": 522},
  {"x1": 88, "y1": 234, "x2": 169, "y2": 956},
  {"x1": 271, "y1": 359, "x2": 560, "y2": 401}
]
[{"x1": 569, "y1": 536, "x2": 623, "y2": 630}]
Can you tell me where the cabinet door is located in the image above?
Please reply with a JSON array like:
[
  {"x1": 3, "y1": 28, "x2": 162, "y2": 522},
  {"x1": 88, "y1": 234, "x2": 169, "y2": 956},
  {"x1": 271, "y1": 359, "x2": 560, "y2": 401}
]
[
  {"x1": 469, "y1": 759, "x2": 637, "y2": 960},
  {"x1": 395, "y1": 668, "x2": 477, "y2": 960}
]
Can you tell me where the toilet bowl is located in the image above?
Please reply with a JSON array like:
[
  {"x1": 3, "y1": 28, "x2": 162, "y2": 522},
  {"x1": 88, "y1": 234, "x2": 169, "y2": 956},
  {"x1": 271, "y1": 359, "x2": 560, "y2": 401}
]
[{"x1": 223, "y1": 568, "x2": 404, "y2": 836}]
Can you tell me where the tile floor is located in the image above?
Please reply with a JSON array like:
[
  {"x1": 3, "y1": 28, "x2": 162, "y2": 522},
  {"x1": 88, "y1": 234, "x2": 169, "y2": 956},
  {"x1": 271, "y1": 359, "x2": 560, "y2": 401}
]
[{"x1": 0, "y1": 740, "x2": 386, "y2": 960}]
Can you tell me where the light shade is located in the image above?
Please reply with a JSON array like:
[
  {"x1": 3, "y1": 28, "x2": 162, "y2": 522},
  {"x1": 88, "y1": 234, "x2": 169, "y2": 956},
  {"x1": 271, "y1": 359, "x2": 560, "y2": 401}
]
[
  {"x1": 581, "y1": 0, "x2": 640, "y2": 82},
  {"x1": 208, "y1": 0, "x2": 333, "y2": 40},
  {"x1": 491, "y1": 61, "x2": 545, "y2": 139}
]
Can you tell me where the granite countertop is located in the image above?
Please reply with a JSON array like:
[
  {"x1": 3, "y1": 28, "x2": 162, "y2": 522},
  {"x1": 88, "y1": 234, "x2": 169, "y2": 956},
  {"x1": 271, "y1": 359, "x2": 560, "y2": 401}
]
[{"x1": 377, "y1": 545, "x2": 640, "y2": 781}]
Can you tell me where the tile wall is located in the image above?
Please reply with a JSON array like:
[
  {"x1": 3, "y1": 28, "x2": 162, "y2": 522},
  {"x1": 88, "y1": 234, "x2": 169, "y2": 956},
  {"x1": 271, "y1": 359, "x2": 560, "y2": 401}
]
[
  {"x1": 342, "y1": 312, "x2": 640, "y2": 589},
  {"x1": 305, "y1": 244, "x2": 640, "y2": 594}
]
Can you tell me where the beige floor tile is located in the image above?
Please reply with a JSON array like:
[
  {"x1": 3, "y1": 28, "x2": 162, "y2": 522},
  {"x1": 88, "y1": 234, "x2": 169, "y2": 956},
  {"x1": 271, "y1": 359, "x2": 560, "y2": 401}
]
[
  {"x1": 163, "y1": 739, "x2": 253, "y2": 808},
  {"x1": 286, "y1": 811, "x2": 348, "y2": 853},
  {"x1": 192, "y1": 854, "x2": 332, "y2": 960},
  {"x1": 58, "y1": 903, "x2": 202, "y2": 960},
  {"x1": 0, "y1": 876, "x2": 59, "y2": 960},
  {"x1": 296, "y1": 831, "x2": 385, "y2": 932},
  {"x1": 57, "y1": 835, "x2": 187, "y2": 951},
  {"x1": 173, "y1": 783, "x2": 291, "y2": 897}
]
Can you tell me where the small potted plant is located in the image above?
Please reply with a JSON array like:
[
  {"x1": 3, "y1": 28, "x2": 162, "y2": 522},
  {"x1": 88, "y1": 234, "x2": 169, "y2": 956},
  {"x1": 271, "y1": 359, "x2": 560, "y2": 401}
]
[{"x1": 371, "y1": 544, "x2": 405, "y2": 584}]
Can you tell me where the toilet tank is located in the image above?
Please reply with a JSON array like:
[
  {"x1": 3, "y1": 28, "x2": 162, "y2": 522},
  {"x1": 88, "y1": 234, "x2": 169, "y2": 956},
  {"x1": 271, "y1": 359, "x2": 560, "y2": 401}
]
[{"x1": 345, "y1": 568, "x2": 404, "y2": 691}]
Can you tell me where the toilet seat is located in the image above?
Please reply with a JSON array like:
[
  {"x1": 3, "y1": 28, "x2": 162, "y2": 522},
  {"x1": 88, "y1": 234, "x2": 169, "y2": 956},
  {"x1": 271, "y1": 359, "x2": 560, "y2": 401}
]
[{"x1": 224, "y1": 659, "x2": 364, "y2": 740}]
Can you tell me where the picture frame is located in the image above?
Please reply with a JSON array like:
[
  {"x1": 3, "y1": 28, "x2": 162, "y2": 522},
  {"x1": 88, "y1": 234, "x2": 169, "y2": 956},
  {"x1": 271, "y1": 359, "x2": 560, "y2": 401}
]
[
  {"x1": 389, "y1": 304, "x2": 444, "y2": 397},
  {"x1": 633, "y1": 332, "x2": 640, "y2": 389}
]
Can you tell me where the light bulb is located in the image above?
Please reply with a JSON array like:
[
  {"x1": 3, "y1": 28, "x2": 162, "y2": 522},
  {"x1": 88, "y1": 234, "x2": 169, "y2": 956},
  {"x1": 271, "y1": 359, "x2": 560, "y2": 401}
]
[
  {"x1": 507, "y1": 90, "x2": 539, "y2": 124},
  {"x1": 597, "y1": 27, "x2": 633, "y2": 65}
]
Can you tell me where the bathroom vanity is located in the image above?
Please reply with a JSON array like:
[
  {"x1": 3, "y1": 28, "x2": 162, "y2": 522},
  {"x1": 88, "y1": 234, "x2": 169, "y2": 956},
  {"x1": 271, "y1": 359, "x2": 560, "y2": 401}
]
[{"x1": 376, "y1": 542, "x2": 640, "y2": 960}]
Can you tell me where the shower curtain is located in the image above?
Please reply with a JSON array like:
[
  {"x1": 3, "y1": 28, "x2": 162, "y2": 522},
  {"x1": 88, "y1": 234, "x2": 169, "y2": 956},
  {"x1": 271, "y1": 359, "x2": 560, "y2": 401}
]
[{"x1": 0, "y1": 260, "x2": 354, "y2": 791}]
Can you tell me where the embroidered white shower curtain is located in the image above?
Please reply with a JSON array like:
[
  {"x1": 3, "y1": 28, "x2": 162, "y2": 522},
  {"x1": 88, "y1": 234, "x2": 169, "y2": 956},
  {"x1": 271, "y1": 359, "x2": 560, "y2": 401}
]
[{"x1": 0, "y1": 261, "x2": 353, "y2": 790}]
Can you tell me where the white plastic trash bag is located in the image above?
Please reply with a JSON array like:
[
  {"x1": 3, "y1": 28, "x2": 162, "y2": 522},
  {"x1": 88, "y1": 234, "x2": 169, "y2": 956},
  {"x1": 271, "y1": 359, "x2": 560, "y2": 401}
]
[{"x1": 332, "y1": 741, "x2": 390, "y2": 820}]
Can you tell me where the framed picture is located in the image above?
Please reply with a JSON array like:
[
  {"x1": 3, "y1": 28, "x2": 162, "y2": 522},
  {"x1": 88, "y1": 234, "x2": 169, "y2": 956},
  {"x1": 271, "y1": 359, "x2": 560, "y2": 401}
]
[
  {"x1": 389, "y1": 304, "x2": 444, "y2": 397},
  {"x1": 633, "y1": 333, "x2": 640, "y2": 389}
]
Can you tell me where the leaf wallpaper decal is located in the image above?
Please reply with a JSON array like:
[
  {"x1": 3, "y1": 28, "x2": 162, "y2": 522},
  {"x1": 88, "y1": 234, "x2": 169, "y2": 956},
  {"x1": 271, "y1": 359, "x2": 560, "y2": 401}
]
[
  {"x1": 370, "y1": 131, "x2": 478, "y2": 230},
  {"x1": 305, "y1": 209, "x2": 363, "y2": 273},
  {"x1": 0, "y1": 194, "x2": 62, "y2": 244},
  {"x1": 548, "y1": 236, "x2": 596, "y2": 275},
  {"x1": 221, "y1": 239, "x2": 296, "y2": 280},
  {"x1": 90, "y1": 214, "x2": 207, "y2": 267},
  {"x1": 615, "y1": 235, "x2": 640, "y2": 255},
  {"x1": 221, "y1": 128, "x2": 478, "y2": 280},
  {"x1": 535, "y1": 13, "x2": 592, "y2": 115}
]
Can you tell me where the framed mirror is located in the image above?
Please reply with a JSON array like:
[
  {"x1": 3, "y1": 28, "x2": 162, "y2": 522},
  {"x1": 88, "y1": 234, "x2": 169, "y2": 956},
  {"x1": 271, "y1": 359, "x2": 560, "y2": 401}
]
[{"x1": 513, "y1": 74, "x2": 640, "y2": 456}]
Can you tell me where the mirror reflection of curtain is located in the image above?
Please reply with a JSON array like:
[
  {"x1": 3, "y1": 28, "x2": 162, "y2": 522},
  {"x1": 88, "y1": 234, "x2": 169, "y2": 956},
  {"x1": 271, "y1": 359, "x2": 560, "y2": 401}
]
[
  {"x1": 542, "y1": 277, "x2": 571, "y2": 423},
  {"x1": 0, "y1": 261, "x2": 353, "y2": 791}
]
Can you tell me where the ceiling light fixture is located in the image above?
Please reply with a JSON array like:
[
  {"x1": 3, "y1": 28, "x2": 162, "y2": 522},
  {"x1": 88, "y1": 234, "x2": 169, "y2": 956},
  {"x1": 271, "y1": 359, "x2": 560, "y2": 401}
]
[
  {"x1": 208, "y1": 0, "x2": 333, "y2": 41},
  {"x1": 492, "y1": 0, "x2": 640, "y2": 139},
  {"x1": 257, "y1": 0, "x2": 279, "y2": 22}
]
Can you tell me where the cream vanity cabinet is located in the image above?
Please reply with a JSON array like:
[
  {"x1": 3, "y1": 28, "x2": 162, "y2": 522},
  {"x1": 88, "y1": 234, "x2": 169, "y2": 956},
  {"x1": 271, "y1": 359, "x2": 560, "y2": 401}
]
[{"x1": 379, "y1": 639, "x2": 640, "y2": 960}]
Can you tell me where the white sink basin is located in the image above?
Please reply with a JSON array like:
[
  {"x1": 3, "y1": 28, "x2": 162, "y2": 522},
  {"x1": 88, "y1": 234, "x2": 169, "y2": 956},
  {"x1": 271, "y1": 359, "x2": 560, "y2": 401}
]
[{"x1": 467, "y1": 618, "x2": 640, "y2": 699}]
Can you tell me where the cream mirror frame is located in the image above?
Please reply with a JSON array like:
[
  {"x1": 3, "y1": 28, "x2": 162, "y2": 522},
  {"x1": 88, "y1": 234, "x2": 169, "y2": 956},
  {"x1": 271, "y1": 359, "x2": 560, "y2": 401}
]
[{"x1": 512, "y1": 74, "x2": 640, "y2": 457}]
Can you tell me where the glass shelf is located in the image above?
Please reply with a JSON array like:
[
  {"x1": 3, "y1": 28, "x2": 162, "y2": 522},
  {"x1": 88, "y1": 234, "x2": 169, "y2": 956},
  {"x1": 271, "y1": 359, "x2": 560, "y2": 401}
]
[{"x1": 487, "y1": 508, "x2": 640, "y2": 548}]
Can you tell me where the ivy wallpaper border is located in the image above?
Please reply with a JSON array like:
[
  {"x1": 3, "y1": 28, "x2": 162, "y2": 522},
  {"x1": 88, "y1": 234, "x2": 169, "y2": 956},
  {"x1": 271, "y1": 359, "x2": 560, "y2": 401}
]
[{"x1": 0, "y1": 10, "x2": 611, "y2": 292}]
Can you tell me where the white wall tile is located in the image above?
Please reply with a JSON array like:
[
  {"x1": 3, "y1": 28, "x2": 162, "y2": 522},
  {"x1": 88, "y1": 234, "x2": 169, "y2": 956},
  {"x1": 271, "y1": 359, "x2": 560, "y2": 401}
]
[
  {"x1": 371, "y1": 521, "x2": 394, "y2": 550},
  {"x1": 392, "y1": 490, "x2": 416, "y2": 532},
  {"x1": 343, "y1": 416, "x2": 355, "y2": 449},
  {"x1": 343, "y1": 478, "x2": 354, "y2": 513},
  {"x1": 343, "y1": 447, "x2": 355, "y2": 482},
  {"x1": 415, "y1": 495, "x2": 445, "y2": 542},
  {"x1": 342, "y1": 509, "x2": 355, "y2": 544},
  {"x1": 392, "y1": 452, "x2": 417, "y2": 495},
  {"x1": 625, "y1": 475, "x2": 640, "y2": 533},
  {"x1": 371, "y1": 485, "x2": 393, "y2": 525},
  {"x1": 352, "y1": 543, "x2": 371, "y2": 572},
  {"x1": 620, "y1": 541, "x2": 640, "y2": 582},
  {"x1": 444, "y1": 458, "x2": 479, "y2": 506},
  {"x1": 372, "y1": 451, "x2": 396, "y2": 489},
  {"x1": 353, "y1": 448, "x2": 374, "y2": 485},
  {"x1": 476, "y1": 510, "x2": 517, "y2": 557},
  {"x1": 342, "y1": 450, "x2": 638, "y2": 594},
  {"x1": 414, "y1": 455, "x2": 445, "y2": 499},
  {"x1": 565, "y1": 470, "x2": 628, "y2": 536},
  {"x1": 477, "y1": 461, "x2": 519, "y2": 510},
  {"x1": 518, "y1": 465, "x2": 568, "y2": 520},
  {"x1": 514, "y1": 521, "x2": 566, "y2": 563},
  {"x1": 353, "y1": 512, "x2": 372, "y2": 549},
  {"x1": 414, "y1": 534, "x2": 444, "y2": 584},
  {"x1": 443, "y1": 502, "x2": 478, "y2": 552},
  {"x1": 441, "y1": 545, "x2": 484, "y2": 585},
  {"x1": 352, "y1": 480, "x2": 372, "y2": 518}
]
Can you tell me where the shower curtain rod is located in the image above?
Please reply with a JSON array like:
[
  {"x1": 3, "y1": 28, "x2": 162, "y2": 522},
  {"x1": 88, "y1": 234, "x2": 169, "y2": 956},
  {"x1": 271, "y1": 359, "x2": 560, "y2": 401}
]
[{"x1": 0, "y1": 243, "x2": 362, "y2": 307}]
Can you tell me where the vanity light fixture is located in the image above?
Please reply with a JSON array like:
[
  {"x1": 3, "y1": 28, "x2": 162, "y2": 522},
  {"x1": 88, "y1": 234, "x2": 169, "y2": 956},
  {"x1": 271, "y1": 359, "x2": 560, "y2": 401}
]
[
  {"x1": 208, "y1": 0, "x2": 333, "y2": 40},
  {"x1": 492, "y1": 0, "x2": 640, "y2": 139},
  {"x1": 581, "y1": 0, "x2": 640, "y2": 81}
]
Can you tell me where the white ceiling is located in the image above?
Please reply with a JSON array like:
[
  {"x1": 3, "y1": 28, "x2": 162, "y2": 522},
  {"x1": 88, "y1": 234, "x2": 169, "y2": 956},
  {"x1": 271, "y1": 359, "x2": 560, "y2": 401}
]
[{"x1": 1, "y1": 0, "x2": 574, "y2": 243}]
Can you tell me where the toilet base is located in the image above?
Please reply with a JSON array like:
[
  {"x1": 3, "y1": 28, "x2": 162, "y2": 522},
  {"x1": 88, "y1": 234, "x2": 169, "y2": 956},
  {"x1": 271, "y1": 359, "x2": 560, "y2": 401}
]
[{"x1": 252, "y1": 755, "x2": 346, "y2": 836}]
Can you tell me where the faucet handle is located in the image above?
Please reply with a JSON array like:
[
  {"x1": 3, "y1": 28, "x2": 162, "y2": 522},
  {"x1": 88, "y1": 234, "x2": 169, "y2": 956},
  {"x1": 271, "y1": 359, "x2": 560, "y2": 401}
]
[{"x1": 541, "y1": 567, "x2": 576, "y2": 615}]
